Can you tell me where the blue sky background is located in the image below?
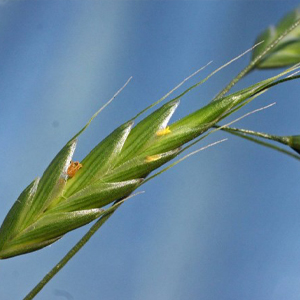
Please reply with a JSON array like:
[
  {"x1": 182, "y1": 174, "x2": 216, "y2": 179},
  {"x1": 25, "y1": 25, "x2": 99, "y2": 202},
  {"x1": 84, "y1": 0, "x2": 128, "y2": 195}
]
[{"x1": 1, "y1": 1, "x2": 300, "y2": 299}]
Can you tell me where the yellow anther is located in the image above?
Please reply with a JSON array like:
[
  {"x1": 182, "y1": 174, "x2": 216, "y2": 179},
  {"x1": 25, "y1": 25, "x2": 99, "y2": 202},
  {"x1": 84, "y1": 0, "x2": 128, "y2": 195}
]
[
  {"x1": 156, "y1": 126, "x2": 171, "y2": 137},
  {"x1": 145, "y1": 154, "x2": 161, "y2": 162}
]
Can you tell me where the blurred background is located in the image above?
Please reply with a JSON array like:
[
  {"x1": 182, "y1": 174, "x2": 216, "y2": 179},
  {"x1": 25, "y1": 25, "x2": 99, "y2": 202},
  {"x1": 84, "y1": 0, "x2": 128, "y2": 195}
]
[{"x1": 1, "y1": 1, "x2": 300, "y2": 299}]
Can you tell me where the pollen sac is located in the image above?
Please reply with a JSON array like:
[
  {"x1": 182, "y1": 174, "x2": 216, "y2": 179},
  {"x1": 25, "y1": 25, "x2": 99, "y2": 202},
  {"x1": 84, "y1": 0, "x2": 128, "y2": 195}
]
[
  {"x1": 103, "y1": 148, "x2": 180, "y2": 182},
  {"x1": 145, "y1": 154, "x2": 162, "y2": 162},
  {"x1": 63, "y1": 121, "x2": 134, "y2": 197},
  {"x1": 67, "y1": 161, "x2": 82, "y2": 178},
  {"x1": 156, "y1": 126, "x2": 171, "y2": 137}
]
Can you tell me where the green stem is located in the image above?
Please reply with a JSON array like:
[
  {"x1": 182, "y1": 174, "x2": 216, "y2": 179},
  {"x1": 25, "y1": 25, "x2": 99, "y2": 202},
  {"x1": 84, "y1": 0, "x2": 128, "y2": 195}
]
[
  {"x1": 215, "y1": 17, "x2": 300, "y2": 100},
  {"x1": 215, "y1": 125, "x2": 290, "y2": 145},
  {"x1": 23, "y1": 210, "x2": 116, "y2": 300},
  {"x1": 216, "y1": 126, "x2": 300, "y2": 161}
]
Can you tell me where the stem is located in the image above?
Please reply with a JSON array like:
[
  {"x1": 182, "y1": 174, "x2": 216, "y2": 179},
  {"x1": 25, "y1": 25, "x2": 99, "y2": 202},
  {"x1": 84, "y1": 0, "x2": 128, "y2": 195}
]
[
  {"x1": 217, "y1": 126, "x2": 300, "y2": 161},
  {"x1": 23, "y1": 191, "x2": 142, "y2": 300},
  {"x1": 215, "y1": 18, "x2": 300, "y2": 100},
  {"x1": 23, "y1": 211, "x2": 115, "y2": 300},
  {"x1": 215, "y1": 125, "x2": 290, "y2": 145}
]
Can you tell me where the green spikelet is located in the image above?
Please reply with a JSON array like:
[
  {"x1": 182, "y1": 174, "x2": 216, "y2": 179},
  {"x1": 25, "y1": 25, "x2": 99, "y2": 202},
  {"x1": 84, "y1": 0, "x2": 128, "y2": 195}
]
[
  {"x1": 0, "y1": 64, "x2": 299, "y2": 259},
  {"x1": 252, "y1": 8, "x2": 300, "y2": 68}
]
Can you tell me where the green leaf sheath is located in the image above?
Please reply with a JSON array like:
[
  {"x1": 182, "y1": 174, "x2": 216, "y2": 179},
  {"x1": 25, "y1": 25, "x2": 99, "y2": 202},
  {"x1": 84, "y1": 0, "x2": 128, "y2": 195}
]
[{"x1": 252, "y1": 8, "x2": 300, "y2": 68}]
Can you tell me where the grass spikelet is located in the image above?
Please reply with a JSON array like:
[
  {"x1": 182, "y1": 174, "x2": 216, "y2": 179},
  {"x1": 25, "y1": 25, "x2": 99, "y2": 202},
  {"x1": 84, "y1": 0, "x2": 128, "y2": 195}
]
[{"x1": 0, "y1": 64, "x2": 299, "y2": 259}]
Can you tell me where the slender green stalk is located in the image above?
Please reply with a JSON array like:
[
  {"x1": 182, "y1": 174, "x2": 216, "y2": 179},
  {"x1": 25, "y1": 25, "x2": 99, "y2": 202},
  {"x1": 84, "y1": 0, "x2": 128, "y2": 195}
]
[
  {"x1": 216, "y1": 126, "x2": 289, "y2": 144},
  {"x1": 216, "y1": 126, "x2": 300, "y2": 161},
  {"x1": 23, "y1": 192, "x2": 143, "y2": 300},
  {"x1": 215, "y1": 18, "x2": 300, "y2": 99},
  {"x1": 23, "y1": 193, "x2": 142, "y2": 300},
  {"x1": 23, "y1": 213, "x2": 114, "y2": 300}
]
